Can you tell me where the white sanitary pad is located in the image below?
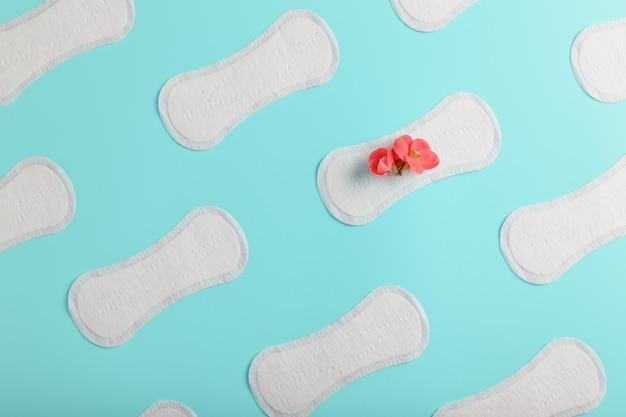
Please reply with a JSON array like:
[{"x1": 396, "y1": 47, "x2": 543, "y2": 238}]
[
  {"x1": 0, "y1": 157, "x2": 75, "y2": 253},
  {"x1": 317, "y1": 93, "x2": 500, "y2": 225},
  {"x1": 158, "y1": 9, "x2": 339, "y2": 150},
  {"x1": 248, "y1": 286, "x2": 429, "y2": 417},
  {"x1": 0, "y1": 0, "x2": 134, "y2": 106},
  {"x1": 433, "y1": 338, "x2": 606, "y2": 417},
  {"x1": 501, "y1": 156, "x2": 626, "y2": 284},
  {"x1": 68, "y1": 206, "x2": 248, "y2": 347},
  {"x1": 390, "y1": 0, "x2": 477, "y2": 32},
  {"x1": 139, "y1": 401, "x2": 196, "y2": 417},
  {"x1": 572, "y1": 17, "x2": 626, "y2": 103}
]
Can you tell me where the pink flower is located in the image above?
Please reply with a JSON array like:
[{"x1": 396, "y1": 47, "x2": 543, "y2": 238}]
[
  {"x1": 368, "y1": 135, "x2": 439, "y2": 177},
  {"x1": 392, "y1": 135, "x2": 439, "y2": 174},
  {"x1": 368, "y1": 147, "x2": 396, "y2": 176}
]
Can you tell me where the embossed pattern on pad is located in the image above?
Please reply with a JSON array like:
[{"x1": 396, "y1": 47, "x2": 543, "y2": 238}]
[
  {"x1": 158, "y1": 9, "x2": 339, "y2": 150},
  {"x1": 501, "y1": 156, "x2": 626, "y2": 284},
  {"x1": 572, "y1": 17, "x2": 626, "y2": 103},
  {"x1": 390, "y1": 0, "x2": 477, "y2": 32},
  {"x1": 0, "y1": 157, "x2": 75, "y2": 253},
  {"x1": 139, "y1": 401, "x2": 197, "y2": 417},
  {"x1": 433, "y1": 338, "x2": 606, "y2": 417},
  {"x1": 68, "y1": 206, "x2": 248, "y2": 347},
  {"x1": 0, "y1": 0, "x2": 134, "y2": 106},
  {"x1": 317, "y1": 93, "x2": 500, "y2": 225},
  {"x1": 248, "y1": 286, "x2": 429, "y2": 417}
]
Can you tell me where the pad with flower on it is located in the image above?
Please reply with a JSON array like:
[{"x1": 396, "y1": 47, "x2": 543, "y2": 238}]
[
  {"x1": 317, "y1": 93, "x2": 501, "y2": 225},
  {"x1": 369, "y1": 135, "x2": 439, "y2": 176}
]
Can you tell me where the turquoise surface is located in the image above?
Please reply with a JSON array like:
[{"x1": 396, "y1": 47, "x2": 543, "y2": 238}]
[{"x1": 1, "y1": 0, "x2": 626, "y2": 415}]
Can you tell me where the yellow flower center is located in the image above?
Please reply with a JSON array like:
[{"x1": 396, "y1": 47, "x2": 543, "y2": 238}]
[{"x1": 410, "y1": 150, "x2": 421, "y2": 159}]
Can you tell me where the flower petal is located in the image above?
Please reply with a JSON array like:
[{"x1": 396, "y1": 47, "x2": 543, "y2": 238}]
[
  {"x1": 377, "y1": 158, "x2": 393, "y2": 174},
  {"x1": 371, "y1": 161, "x2": 388, "y2": 176},
  {"x1": 420, "y1": 150, "x2": 440, "y2": 170},
  {"x1": 369, "y1": 159, "x2": 381, "y2": 174},
  {"x1": 406, "y1": 158, "x2": 424, "y2": 174},
  {"x1": 369, "y1": 147, "x2": 388, "y2": 163},
  {"x1": 393, "y1": 135, "x2": 411, "y2": 159},
  {"x1": 410, "y1": 139, "x2": 431, "y2": 152},
  {"x1": 387, "y1": 147, "x2": 400, "y2": 163}
]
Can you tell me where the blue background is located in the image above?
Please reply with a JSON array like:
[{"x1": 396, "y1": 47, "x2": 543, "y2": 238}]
[{"x1": 1, "y1": 0, "x2": 625, "y2": 415}]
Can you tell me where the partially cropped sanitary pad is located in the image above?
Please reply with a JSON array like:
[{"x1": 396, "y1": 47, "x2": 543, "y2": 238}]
[
  {"x1": 158, "y1": 9, "x2": 339, "y2": 150},
  {"x1": 572, "y1": 17, "x2": 626, "y2": 103},
  {"x1": 390, "y1": 0, "x2": 477, "y2": 32},
  {"x1": 248, "y1": 286, "x2": 429, "y2": 417},
  {"x1": 0, "y1": 157, "x2": 75, "y2": 253},
  {"x1": 68, "y1": 206, "x2": 248, "y2": 347},
  {"x1": 317, "y1": 93, "x2": 500, "y2": 225},
  {"x1": 433, "y1": 338, "x2": 606, "y2": 417},
  {"x1": 139, "y1": 401, "x2": 197, "y2": 417},
  {"x1": 501, "y1": 156, "x2": 626, "y2": 284},
  {"x1": 0, "y1": 0, "x2": 134, "y2": 105}
]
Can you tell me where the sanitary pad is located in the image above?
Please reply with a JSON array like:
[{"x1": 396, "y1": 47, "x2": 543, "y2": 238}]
[
  {"x1": 317, "y1": 93, "x2": 500, "y2": 225},
  {"x1": 0, "y1": 0, "x2": 134, "y2": 105},
  {"x1": 69, "y1": 206, "x2": 248, "y2": 347},
  {"x1": 434, "y1": 338, "x2": 606, "y2": 417},
  {"x1": 501, "y1": 156, "x2": 626, "y2": 284},
  {"x1": 159, "y1": 10, "x2": 339, "y2": 150},
  {"x1": 249, "y1": 286, "x2": 429, "y2": 417},
  {"x1": 390, "y1": 0, "x2": 477, "y2": 32},
  {"x1": 572, "y1": 17, "x2": 626, "y2": 103},
  {"x1": 0, "y1": 157, "x2": 75, "y2": 253},
  {"x1": 139, "y1": 401, "x2": 196, "y2": 417}
]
